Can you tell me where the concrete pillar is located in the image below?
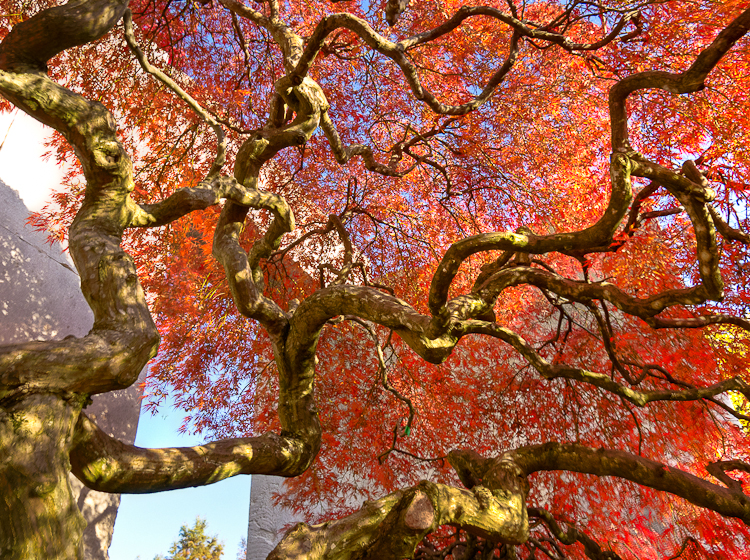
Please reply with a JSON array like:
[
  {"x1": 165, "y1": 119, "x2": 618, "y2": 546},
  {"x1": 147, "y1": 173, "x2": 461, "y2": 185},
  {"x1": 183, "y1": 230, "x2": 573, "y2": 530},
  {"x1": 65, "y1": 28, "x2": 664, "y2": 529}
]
[
  {"x1": 246, "y1": 475, "x2": 302, "y2": 560},
  {"x1": 0, "y1": 178, "x2": 145, "y2": 560}
]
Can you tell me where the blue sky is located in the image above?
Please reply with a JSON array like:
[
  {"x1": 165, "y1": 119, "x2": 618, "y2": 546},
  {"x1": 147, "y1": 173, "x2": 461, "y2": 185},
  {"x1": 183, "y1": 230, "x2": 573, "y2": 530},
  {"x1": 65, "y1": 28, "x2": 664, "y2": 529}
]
[
  {"x1": 108, "y1": 403, "x2": 250, "y2": 560},
  {"x1": 0, "y1": 110, "x2": 251, "y2": 560}
]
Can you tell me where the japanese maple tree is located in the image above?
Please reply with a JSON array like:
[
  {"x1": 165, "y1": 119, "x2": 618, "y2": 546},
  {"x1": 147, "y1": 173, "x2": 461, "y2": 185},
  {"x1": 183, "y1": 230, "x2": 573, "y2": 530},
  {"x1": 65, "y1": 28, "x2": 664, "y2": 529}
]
[{"x1": 1, "y1": 0, "x2": 750, "y2": 558}]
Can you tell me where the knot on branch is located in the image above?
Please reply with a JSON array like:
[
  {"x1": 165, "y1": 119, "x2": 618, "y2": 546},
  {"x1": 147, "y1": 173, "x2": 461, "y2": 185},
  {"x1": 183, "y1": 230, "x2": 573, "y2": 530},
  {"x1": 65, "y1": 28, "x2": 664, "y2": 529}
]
[
  {"x1": 274, "y1": 74, "x2": 330, "y2": 119},
  {"x1": 448, "y1": 449, "x2": 530, "y2": 500},
  {"x1": 512, "y1": 226, "x2": 534, "y2": 265},
  {"x1": 269, "y1": 476, "x2": 529, "y2": 560},
  {"x1": 681, "y1": 160, "x2": 708, "y2": 188},
  {"x1": 404, "y1": 490, "x2": 434, "y2": 531},
  {"x1": 234, "y1": 135, "x2": 270, "y2": 184},
  {"x1": 92, "y1": 140, "x2": 127, "y2": 172},
  {"x1": 425, "y1": 306, "x2": 453, "y2": 340},
  {"x1": 289, "y1": 129, "x2": 307, "y2": 146},
  {"x1": 681, "y1": 159, "x2": 715, "y2": 202}
]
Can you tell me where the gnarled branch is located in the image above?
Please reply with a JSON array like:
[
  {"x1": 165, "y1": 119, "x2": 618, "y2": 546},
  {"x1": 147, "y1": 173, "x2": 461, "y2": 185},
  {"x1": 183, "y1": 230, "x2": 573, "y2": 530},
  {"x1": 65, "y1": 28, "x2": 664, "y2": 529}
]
[
  {"x1": 505, "y1": 443, "x2": 750, "y2": 525},
  {"x1": 70, "y1": 413, "x2": 309, "y2": 492},
  {"x1": 608, "y1": 8, "x2": 750, "y2": 151},
  {"x1": 270, "y1": 451, "x2": 529, "y2": 560},
  {"x1": 0, "y1": 0, "x2": 159, "y2": 397}
]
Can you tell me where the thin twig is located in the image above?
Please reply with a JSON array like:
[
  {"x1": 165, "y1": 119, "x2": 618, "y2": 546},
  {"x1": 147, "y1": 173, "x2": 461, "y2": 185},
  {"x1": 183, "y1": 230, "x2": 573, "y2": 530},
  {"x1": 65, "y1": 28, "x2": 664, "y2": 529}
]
[{"x1": 123, "y1": 9, "x2": 226, "y2": 177}]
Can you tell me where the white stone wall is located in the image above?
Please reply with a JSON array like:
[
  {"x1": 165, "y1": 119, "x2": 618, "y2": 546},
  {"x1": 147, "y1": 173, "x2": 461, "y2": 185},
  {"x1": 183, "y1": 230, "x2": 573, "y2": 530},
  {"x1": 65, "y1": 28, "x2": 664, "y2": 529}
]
[{"x1": 0, "y1": 179, "x2": 145, "y2": 560}]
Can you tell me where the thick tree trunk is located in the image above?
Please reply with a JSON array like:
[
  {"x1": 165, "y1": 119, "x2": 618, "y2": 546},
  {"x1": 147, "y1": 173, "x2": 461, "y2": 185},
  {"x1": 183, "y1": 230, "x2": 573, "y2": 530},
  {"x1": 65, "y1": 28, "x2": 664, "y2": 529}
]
[{"x1": 0, "y1": 394, "x2": 85, "y2": 560}]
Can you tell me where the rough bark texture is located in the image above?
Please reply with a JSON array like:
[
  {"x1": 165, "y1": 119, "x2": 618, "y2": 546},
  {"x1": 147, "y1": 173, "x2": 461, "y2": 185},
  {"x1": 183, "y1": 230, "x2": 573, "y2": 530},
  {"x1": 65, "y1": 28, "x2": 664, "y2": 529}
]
[
  {"x1": 0, "y1": 394, "x2": 86, "y2": 560},
  {"x1": 0, "y1": 179, "x2": 146, "y2": 560},
  {"x1": 268, "y1": 457, "x2": 529, "y2": 560},
  {"x1": 0, "y1": 0, "x2": 157, "y2": 554}
]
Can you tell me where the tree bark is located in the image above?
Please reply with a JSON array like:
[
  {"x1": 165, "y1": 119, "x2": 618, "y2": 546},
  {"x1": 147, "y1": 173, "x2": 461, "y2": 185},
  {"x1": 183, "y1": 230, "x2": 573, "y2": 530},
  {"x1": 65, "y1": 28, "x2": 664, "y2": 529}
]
[
  {"x1": 268, "y1": 453, "x2": 530, "y2": 560},
  {"x1": 0, "y1": 394, "x2": 87, "y2": 560},
  {"x1": 0, "y1": 0, "x2": 158, "y2": 557}
]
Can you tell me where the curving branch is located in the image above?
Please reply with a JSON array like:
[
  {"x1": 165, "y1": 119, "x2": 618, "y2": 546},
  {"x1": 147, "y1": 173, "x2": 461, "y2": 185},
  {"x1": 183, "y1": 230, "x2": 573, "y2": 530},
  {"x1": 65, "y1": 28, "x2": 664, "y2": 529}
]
[
  {"x1": 321, "y1": 115, "x2": 459, "y2": 179},
  {"x1": 428, "y1": 146, "x2": 732, "y2": 323},
  {"x1": 294, "y1": 12, "x2": 521, "y2": 116},
  {"x1": 458, "y1": 320, "x2": 750, "y2": 416},
  {"x1": 399, "y1": 6, "x2": 638, "y2": 52},
  {"x1": 288, "y1": 284, "x2": 432, "y2": 362},
  {"x1": 0, "y1": 0, "x2": 159, "y2": 398},
  {"x1": 528, "y1": 507, "x2": 625, "y2": 560},
  {"x1": 709, "y1": 205, "x2": 750, "y2": 244},
  {"x1": 428, "y1": 152, "x2": 636, "y2": 314},
  {"x1": 69, "y1": 413, "x2": 310, "y2": 493},
  {"x1": 472, "y1": 265, "x2": 709, "y2": 322},
  {"x1": 609, "y1": 7, "x2": 750, "y2": 152},
  {"x1": 316, "y1": 215, "x2": 356, "y2": 286},
  {"x1": 268, "y1": 482, "x2": 526, "y2": 560},
  {"x1": 505, "y1": 443, "x2": 750, "y2": 526},
  {"x1": 630, "y1": 158, "x2": 723, "y2": 299},
  {"x1": 293, "y1": 6, "x2": 635, "y2": 115},
  {"x1": 2, "y1": 1, "x2": 750, "y2": 557},
  {"x1": 706, "y1": 460, "x2": 750, "y2": 494},
  {"x1": 425, "y1": 148, "x2": 736, "y2": 359},
  {"x1": 320, "y1": 112, "x2": 418, "y2": 176},
  {"x1": 282, "y1": 274, "x2": 748, "y2": 419},
  {"x1": 209, "y1": 75, "x2": 330, "y2": 339},
  {"x1": 269, "y1": 450, "x2": 529, "y2": 560},
  {"x1": 217, "y1": 0, "x2": 304, "y2": 71},
  {"x1": 0, "y1": 2, "x2": 162, "y2": 554},
  {"x1": 0, "y1": 0, "x2": 129, "y2": 72},
  {"x1": 337, "y1": 318, "x2": 416, "y2": 463},
  {"x1": 266, "y1": 442, "x2": 750, "y2": 559},
  {"x1": 128, "y1": 175, "x2": 291, "y2": 231},
  {"x1": 648, "y1": 314, "x2": 750, "y2": 331},
  {"x1": 667, "y1": 538, "x2": 701, "y2": 560}
]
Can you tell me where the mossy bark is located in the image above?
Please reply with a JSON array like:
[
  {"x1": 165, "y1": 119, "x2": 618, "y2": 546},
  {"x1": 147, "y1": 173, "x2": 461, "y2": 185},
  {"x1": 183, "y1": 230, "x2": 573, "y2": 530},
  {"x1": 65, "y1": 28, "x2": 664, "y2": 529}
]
[
  {"x1": 0, "y1": 2, "x2": 157, "y2": 558},
  {"x1": 0, "y1": 394, "x2": 86, "y2": 560}
]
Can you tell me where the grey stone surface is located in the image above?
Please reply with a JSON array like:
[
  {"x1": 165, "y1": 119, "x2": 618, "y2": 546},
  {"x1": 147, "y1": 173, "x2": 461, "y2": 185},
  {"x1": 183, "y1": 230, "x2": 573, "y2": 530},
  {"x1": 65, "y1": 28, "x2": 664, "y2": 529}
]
[
  {"x1": 0, "y1": 178, "x2": 145, "y2": 560},
  {"x1": 247, "y1": 475, "x2": 302, "y2": 560},
  {"x1": 0, "y1": 186, "x2": 87, "y2": 342}
]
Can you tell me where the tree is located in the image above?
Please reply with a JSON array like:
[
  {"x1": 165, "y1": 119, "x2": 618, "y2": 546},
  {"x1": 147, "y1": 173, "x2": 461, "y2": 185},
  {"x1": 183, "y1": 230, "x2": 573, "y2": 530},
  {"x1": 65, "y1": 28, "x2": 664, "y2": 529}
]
[
  {"x1": 154, "y1": 518, "x2": 224, "y2": 560},
  {"x1": 1, "y1": 0, "x2": 750, "y2": 558}
]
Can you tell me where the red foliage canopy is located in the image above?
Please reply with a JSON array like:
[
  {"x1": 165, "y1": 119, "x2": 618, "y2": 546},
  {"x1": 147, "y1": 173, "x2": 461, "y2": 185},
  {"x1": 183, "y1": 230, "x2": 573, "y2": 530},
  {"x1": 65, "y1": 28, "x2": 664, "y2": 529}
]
[{"x1": 3, "y1": 0, "x2": 750, "y2": 557}]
